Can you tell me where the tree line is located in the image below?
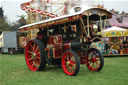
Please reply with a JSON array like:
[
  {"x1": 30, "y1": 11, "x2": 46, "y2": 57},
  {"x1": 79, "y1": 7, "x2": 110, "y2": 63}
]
[{"x1": 0, "y1": 7, "x2": 26, "y2": 32}]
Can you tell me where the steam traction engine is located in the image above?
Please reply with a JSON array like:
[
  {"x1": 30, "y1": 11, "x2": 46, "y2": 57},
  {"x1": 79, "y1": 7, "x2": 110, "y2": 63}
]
[{"x1": 19, "y1": 6, "x2": 112, "y2": 76}]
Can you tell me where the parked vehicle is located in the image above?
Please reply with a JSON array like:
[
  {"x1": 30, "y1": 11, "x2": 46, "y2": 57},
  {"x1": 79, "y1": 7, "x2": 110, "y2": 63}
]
[{"x1": 0, "y1": 31, "x2": 27, "y2": 54}]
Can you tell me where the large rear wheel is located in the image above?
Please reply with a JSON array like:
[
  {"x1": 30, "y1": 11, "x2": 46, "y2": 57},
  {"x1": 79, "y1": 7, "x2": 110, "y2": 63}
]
[
  {"x1": 25, "y1": 39, "x2": 46, "y2": 71},
  {"x1": 62, "y1": 50, "x2": 80, "y2": 76},
  {"x1": 86, "y1": 48, "x2": 104, "y2": 72}
]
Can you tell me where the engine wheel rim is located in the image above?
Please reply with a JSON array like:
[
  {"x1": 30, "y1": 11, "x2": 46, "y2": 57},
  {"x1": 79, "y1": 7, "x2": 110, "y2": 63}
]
[
  {"x1": 62, "y1": 52, "x2": 76, "y2": 76},
  {"x1": 87, "y1": 50, "x2": 101, "y2": 71},
  {"x1": 25, "y1": 40, "x2": 41, "y2": 71}
]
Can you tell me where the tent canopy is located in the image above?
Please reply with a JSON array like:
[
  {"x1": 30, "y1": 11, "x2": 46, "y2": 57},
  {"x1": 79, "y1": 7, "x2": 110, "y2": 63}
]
[
  {"x1": 103, "y1": 26, "x2": 127, "y2": 32},
  {"x1": 99, "y1": 26, "x2": 128, "y2": 37}
]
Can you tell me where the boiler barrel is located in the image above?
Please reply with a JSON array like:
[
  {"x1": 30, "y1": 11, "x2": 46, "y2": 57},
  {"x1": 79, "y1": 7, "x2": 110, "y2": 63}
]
[{"x1": 70, "y1": 39, "x2": 82, "y2": 51}]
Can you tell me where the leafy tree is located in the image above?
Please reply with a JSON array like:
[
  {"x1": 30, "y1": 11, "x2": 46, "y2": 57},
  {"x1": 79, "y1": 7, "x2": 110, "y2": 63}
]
[
  {"x1": 9, "y1": 22, "x2": 20, "y2": 31},
  {"x1": 0, "y1": 7, "x2": 4, "y2": 18},
  {"x1": 17, "y1": 15, "x2": 26, "y2": 26},
  {"x1": 9, "y1": 15, "x2": 26, "y2": 31},
  {"x1": 0, "y1": 7, "x2": 10, "y2": 31},
  {"x1": 0, "y1": 17, "x2": 10, "y2": 31}
]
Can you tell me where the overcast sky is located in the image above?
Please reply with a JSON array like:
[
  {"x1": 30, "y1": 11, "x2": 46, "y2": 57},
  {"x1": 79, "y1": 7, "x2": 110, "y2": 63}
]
[{"x1": 0, "y1": 0, "x2": 128, "y2": 23}]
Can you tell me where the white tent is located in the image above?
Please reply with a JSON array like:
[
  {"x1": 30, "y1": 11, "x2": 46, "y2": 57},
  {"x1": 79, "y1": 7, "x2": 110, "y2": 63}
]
[
  {"x1": 103, "y1": 26, "x2": 127, "y2": 32},
  {"x1": 98, "y1": 26, "x2": 128, "y2": 37}
]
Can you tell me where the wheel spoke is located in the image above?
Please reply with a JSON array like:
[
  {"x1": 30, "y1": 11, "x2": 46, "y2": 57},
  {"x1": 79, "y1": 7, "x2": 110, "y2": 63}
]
[
  {"x1": 35, "y1": 45, "x2": 39, "y2": 53},
  {"x1": 70, "y1": 60, "x2": 76, "y2": 65},
  {"x1": 31, "y1": 64, "x2": 34, "y2": 68},
  {"x1": 69, "y1": 66, "x2": 73, "y2": 73},
  {"x1": 30, "y1": 44, "x2": 34, "y2": 51},
  {"x1": 95, "y1": 63, "x2": 99, "y2": 68},
  {"x1": 91, "y1": 62, "x2": 94, "y2": 69},
  {"x1": 33, "y1": 43, "x2": 36, "y2": 50},
  {"x1": 94, "y1": 63, "x2": 97, "y2": 69},
  {"x1": 96, "y1": 58, "x2": 100, "y2": 61},
  {"x1": 36, "y1": 52, "x2": 40, "y2": 56},
  {"x1": 94, "y1": 62, "x2": 99, "y2": 69},
  {"x1": 33, "y1": 43, "x2": 37, "y2": 53},
  {"x1": 72, "y1": 64, "x2": 76, "y2": 70},
  {"x1": 28, "y1": 57, "x2": 33, "y2": 61},
  {"x1": 28, "y1": 51, "x2": 33, "y2": 54},
  {"x1": 36, "y1": 56, "x2": 40, "y2": 60},
  {"x1": 33, "y1": 60, "x2": 39, "y2": 67},
  {"x1": 70, "y1": 55, "x2": 74, "y2": 59},
  {"x1": 96, "y1": 62, "x2": 100, "y2": 66},
  {"x1": 66, "y1": 64, "x2": 70, "y2": 69},
  {"x1": 36, "y1": 52, "x2": 40, "y2": 55},
  {"x1": 66, "y1": 54, "x2": 70, "y2": 61}
]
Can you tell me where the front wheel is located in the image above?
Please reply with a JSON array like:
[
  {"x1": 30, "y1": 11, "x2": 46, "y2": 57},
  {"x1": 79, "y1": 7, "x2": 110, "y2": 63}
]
[
  {"x1": 62, "y1": 50, "x2": 80, "y2": 76},
  {"x1": 25, "y1": 39, "x2": 46, "y2": 71},
  {"x1": 86, "y1": 48, "x2": 104, "y2": 72}
]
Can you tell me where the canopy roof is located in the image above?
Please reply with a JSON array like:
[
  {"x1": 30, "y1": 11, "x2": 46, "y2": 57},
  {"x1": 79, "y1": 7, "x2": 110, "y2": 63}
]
[{"x1": 19, "y1": 7, "x2": 112, "y2": 32}]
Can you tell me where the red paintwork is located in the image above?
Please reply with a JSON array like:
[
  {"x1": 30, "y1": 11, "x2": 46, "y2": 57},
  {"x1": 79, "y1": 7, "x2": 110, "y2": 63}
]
[
  {"x1": 80, "y1": 57, "x2": 87, "y2": 64},
  {"x1": 78, "y1": 52, "x2": 88, "y2": 64},
  {"x1": 48, "y1": 35, "x2": 63, "y2": 44},
  {"x1": 62, "y1": 51, "x2": 76, "y2": 76},
  {"x1": 47, "y1": 35, "x2": 63, "y2": 58},
  {"x1": 25, "y1": 40, "x2": 41, "y2": 71},
  {"x1": 53, "y1": 48, "x2": 62, "y2": 58},
  {"x1": 63, "y1": 42, "x2": 71, "y2": 51}
]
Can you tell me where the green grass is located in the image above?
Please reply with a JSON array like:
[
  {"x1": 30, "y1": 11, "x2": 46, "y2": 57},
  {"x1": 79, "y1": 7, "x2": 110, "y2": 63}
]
[{"x1": 0, "y1": 54, "x2": 128, "y2": 85}]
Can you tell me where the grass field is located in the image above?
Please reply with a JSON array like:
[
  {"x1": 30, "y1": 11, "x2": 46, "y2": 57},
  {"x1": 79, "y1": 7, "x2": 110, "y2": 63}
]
[{"x1": 0, "y1": 54, "x2": 128, "y2": 85}]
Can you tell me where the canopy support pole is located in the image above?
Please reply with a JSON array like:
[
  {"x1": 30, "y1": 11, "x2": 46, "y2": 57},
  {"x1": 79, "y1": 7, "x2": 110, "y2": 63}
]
[
  {"x1": 100, "y1": 14, "x2": 103, "y2": 36},
  {"x1": 87, "y1": 13, "x2": 90, "y2": 37},
  {"x1": 80, "y1": 18, "x2": 87, "y2": 36}
]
